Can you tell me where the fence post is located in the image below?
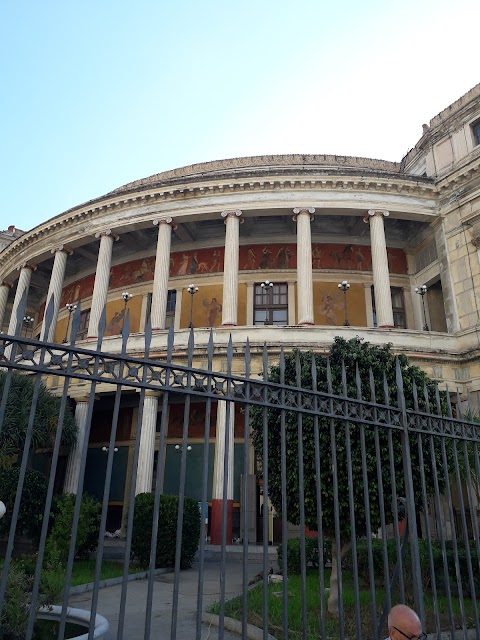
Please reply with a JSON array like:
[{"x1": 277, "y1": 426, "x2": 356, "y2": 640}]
[{"x1": 395, "y1": 359, "x2": 425, "y2": 622}]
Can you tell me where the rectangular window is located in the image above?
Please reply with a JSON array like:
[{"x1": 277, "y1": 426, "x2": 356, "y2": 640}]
[
  {"x1": 473, "y1": 120, "x2": 480, "y2": 146},
  {"x1": 77, "y1": 309, "x2": 91, "y2": 340},
  {"x1": 146, "y1": 290, "x2": 176, "y2": 329},
  {"x1": 254, "y1": 282, "x2": 288, "y2": 325},
  {"x1": 371, "y1": 286, "x2": 406, "y2": 328}
]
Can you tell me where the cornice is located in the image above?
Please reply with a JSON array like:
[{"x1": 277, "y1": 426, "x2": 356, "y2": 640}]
[{"x1": 0, "y1": 168, "x2": 438, "y2": 275}]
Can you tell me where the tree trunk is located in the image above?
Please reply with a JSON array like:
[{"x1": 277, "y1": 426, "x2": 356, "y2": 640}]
[{"x1": 327, "y1": 539, "x2": 352, "y2": 615}]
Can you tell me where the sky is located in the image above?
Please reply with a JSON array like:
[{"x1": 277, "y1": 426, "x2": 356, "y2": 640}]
[{"x1": 1, "y1": 0, "x2": 479, "y2": 232}]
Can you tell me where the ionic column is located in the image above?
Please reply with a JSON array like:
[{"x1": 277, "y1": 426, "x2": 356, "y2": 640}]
[
  {"x1": 42, "y1": 246, "x2": 71, "y2": 342},
  {"x1": 211, "y1": 400, "x2": 234, "y2": 545},
  {"x1": 221, "y1": 210, "x2": 243, "y2": 326},
  {"x1": 7, "y1": 264, "x2": 36, "y2": 336},
  {"x1": 64, "y1": 398, "x2": 89, "y2": 494},
  {"x1": 293, "y1": 208, "x2": 315, "y2": 325},
  {"x1": 0, "y1": 282, "x2": 12, "y2": 329},
  {"x1": 151, "y1": 217, "x2": 176, "y2": 330},
  {"x1": 135, "y1": 391, "x2": 159, "y2": 495},
  {"x1": 367, "y1": 210, "x2": 394, "y2": 328},
  {"x1": 87, "y1": 230, "x2": 118, "y2": 338}
]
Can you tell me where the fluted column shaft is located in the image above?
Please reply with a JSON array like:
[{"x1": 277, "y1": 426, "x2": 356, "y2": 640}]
[
  {"x1": 368, "y1": 210, "x2": 394, "y2": 328},
  {"x1": 135, "y1": 392, "x2": 159, "y2": 495},
  {"x1": 151, "y1": 218, "x2": 174, "y2": 330},
  {"x1": 7, "y1": 265, "x2": 34, "y2": 335},
  {"x1": 87, "y1": 231, "x2": 116, "y2": 338},
  {"x1": 42, "y1": 248, "x2": 70, "y2": 342},
  {"x1": 0, "y1": 282, "x2": 12, "y2": 329},
  {"x1": 63, "y1": 399, "x2": 89, "y2": 494},
  {"x1": 294, "y1": 208, "x2": 315, "y2": 325},
  {"x1": 221, "y1": 210, "x2": 242, "y2": 326},
  {"x1": 211, "y1": 400, "x2": 235, "y2": 544}
]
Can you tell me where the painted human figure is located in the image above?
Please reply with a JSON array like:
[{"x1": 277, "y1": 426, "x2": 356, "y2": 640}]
[
  {"x1": 244, "y1": 248, "x2": 256, "y2": 270},
  {"x1": 203, "y1": 297, "x2": 222, "y2": 326},
  {"x1": 210, "y1": 250, "x2": 221, "y2": 272},
  {"x1": 259, "y1": 247, "x2": 271, "y2": 269},
  {"x1": 319, "y1": 293, "x2": 342, "y2": 325},
  {"x1": 275, "y1": 246, "x2": 292, "y2": 269},
  {"x1": 189, "y1": 252, "x2": 198, "y2": 274},
  {"x1": 177, "y1": 254, "x2": 189, "y2": 276},
  {"x1": 312, "y1": 246, "x2": 322, "y2": 269}
]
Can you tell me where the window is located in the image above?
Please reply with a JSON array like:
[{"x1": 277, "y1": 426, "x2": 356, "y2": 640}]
[
  {"x1": 473, "y1": 120, "x2": 480, "y2": 146},
  {"x1": 371, "y1": 286, "x2": 406, "y2": 328},
  {"x1": 254, "y1": 282, "x2": 288, "y2": 325},
  {"x1": 77, "y1": 309, "x2": 90, "y2": 340},
  {"x1": 145, "y1": 290, "x2": 176, "y2": 328}
]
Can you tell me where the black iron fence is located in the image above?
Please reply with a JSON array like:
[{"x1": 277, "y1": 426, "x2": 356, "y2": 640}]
[{"x1": 0, "y1": 295, "x2": 480, "y2": 640}]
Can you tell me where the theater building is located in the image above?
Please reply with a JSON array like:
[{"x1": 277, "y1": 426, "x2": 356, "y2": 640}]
[{"x1": 1, "y1": 83, "x2": 480, "y2": 542}]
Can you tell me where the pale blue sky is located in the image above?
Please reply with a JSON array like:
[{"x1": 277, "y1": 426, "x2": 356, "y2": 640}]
[{"x1": 1, "y1": 0, "x2": 478, "y2": 232}]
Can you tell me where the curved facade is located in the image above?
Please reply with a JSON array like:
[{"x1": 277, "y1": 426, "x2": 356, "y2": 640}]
[{"x1": 2, "y1": 83, "x2": 480, "y2": 540}]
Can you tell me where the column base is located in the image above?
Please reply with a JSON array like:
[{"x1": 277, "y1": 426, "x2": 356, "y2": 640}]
[
  {"x1": 210, "y1": 499, "x2": 233, "y2": 545},
  {"x1": 221, "y1": 323, "x2": 237, "y2": 327},
  {"x1": 297, "y1": 322, "x2": 315, "y2": 326},
  {"x1": 378, "y1": 324, "x2": 395, "y2": 328}
]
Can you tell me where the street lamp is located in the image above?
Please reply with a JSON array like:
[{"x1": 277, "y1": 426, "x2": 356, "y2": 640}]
[
  {"x1": 102, "y1": 446, "x2": 119, "y2": 453},
  {"x1": 121, "y1": 292, "x2": 133, "y2": 330},
  {"x1": 23, "y1": 315, "x2": 34, "y2": 336},
  {"x1": 187, "y1": 284, "x2": 198, "y2": 328},
  {"x1": 415, "y1": 284, "x2": 429, "y2": 331},
  {"x1": 338, "y1": 280, "x2": 350, "y2": 326},
  {"x1": 260, "y1": 280, "x2": 274, "y2": 325},
  {"x1": 63, "y1": 303, "x2": 77, "y2": 343}
]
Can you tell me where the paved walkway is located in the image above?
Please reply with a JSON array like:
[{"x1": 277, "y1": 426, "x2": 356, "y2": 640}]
[{"x1": 69, "y1": 558, "x2": 268, "y2": 640}]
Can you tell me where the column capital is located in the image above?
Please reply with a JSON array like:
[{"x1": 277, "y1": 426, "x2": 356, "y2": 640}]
[
  {"x1": 293, "y1": 207, "x2": 315, "y2": 221},
  {"x1": 94, "y1": 229, "x2": 119, "y2": 241},
  {"x1": 18, "y1": 262, "x2": 37, "y2": 272},
  {"x1": 51, "y1": 245, "x2": 73, "y2": 256},
  {"x1": 366, "y1": 209, "x2": 390, "y2": 221},
  {"x1": 153, "y1": 216, "x2": 177, "y2": 230},
  {"x1": 221, "y1": 210, "x2": 243, "y2": 222},
  {"x1": 0, "y1": 281, "x2": 13, "y2": 289}
]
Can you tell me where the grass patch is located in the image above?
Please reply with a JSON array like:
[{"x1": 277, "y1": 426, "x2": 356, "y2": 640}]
[{"x1": 210, "y1": 570, "x2": 478, "y2": 640}]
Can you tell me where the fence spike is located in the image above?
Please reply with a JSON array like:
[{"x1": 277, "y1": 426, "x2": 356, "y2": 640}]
[
  {"x1": 144, "y1": 312, "x2": 152, "y2": 357},
  {"x1": 310, "y1": 353, "x2": 317, "y2": 390},
  {"x1": 456, "y1": 388, "x2": 463, "y2": 420},
  {"x1": 70, "y1": 301, "x2": 81, "y2": 344},
  {"x1": 434, "y1": 383, "x2": 443, "y2": 415},
  {"x1": 207, "y1": 329, "x2": 214, "y2": 368},
  {"x1": 341, "y1": 359, "x2": 347, "y2": 397},
  {"x1": 466, "y1": 388, "x2": 475, "y2": 421},
  {"x1": 369, "y1": 367, "x2": 376, "y2": 404},
  {"x1": 41, "y1": 293, "x2": 55, "y2": 342},
  {"x1": 326, "y1": 357, "x2": 333, "y2": 394},
  {"x1": 96, "y1": 305, "x2": 106, "y2": 350},
  {"x1": 227, "y1": 334, "x2": 233, "y2": 376},
  {"x1": 14, "y1": 289, "x2": 28, "y2": 337},
  {"x1": 423, "y1": 381, "x2": 430, "y2": 413},
  {"x1": 355, "y1": 362, "x2": 362, "y2": 401},
  {"x1": 187, "y1": 326, "x2": 194, "y2": 367},
  {"x1": 412, "y1": 379, "x2": 419, "y2": 412},
  {"x1": 382, "y1": 370, "x2": 390, "y2": 406},
  {"x1": 167, "y1": 323, "x2": 174, "y2": 362},
  {"x1": 295, "y1": 350, "x2": 301, "y2": 388},
  {"x1": 262, "y1": 342, "x2": 268, "y2": 382},
  {"x1": 244, "y1": 337, "x2": 251, "y2": 377},
  {"x1": 445, "y1": 384, "x2": 453, "y2": 419},
  {"x1": 121, "y1": 310, "x2": 130, "y2": 354}
]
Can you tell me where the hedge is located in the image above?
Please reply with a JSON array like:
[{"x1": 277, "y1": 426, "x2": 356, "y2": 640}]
[
  {"x1": 0, "y1": 467, "x2": 47, "y2": 545},
  {"x1": 131, "y1": 493, "x2": 201, "y2": 569}
]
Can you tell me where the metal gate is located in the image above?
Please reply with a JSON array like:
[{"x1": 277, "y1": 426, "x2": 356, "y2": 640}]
[{"x1": 1, "y1": 298, "x2": 480, "y2": 640}]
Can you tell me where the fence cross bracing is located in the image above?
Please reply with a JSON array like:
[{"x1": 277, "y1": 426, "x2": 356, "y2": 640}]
[{"x1": 0, "y1": 295, "x2": 480, "y2": 640}]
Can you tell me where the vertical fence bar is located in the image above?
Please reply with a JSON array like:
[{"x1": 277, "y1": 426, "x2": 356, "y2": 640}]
[
  {"x1": 196, "y1": 330, "x2": 214, "y2": 640},
  {"x1": 280, "y1": 349, "x2": 289, "y2": 640},
  {"x1": 342, "y1": 361, "x2": 361, "y2": 639},
  {"x1": 117, "y1": 313, "x2": 153, "y2": 640},
  {"x1": 144, "y1": 324, "x2": 174, "y2": 640},
  {"x1": 295, "y1": 352, "x2": 308, "y2": 640},
  {"x1": 218, "y1": 335, "x2": 234, "y2": 640},
  {"x1": 312, "y1": 355, "x2": 325, "y2": 640},
  {"x1": 171, "y1": 328, "x2": 195, "y2": 640},
  {"x1": 411, "y1": 380, "x2": 440, "y2": 638},
  {"x1": 262, "y1": 343, "x2": 270, "y2": 640},
  {"x1": 326, "y1": 358, "x2": 345, "y2": 638},
  {"x1": 356, "y1": 364, "x2": 377, "y2": 638},
  {"x1": 240, "y1": 338, "x2": 252, "y2": 640},
  {"x1": 88, "y1": 311, "x2": 131, "y2": 640},
  {"x1": 464, "y1": 391, "x2": 480, "y2": 577}
]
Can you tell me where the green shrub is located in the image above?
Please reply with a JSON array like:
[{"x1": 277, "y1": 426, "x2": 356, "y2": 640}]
[
  {"x1": 44, "y1": 493, "x2": 101, "y2": 565},
  {"x1": 131, "y1": 493, "x2": 201, "y2": 569},
  {"x1": 277, "y1": 537, "x2": 327, "y2": 574},
  {"x1": 0, "y1": 467, "x2": 47, "y2": 545}
]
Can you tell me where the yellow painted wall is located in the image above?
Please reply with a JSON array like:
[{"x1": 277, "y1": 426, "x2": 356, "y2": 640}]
[
  {"x1": 54, "y1": 316, "x2": 68, "y2": 343},
  {"x1": 181, "y1": 285, "x2": 224, "y2": 328},
  {"x1": 313, "y1": 282, "x2": 367, "y2": 326},
  {"x1": 237, "y1": 283, "x2": 247, "y2": 326}
]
